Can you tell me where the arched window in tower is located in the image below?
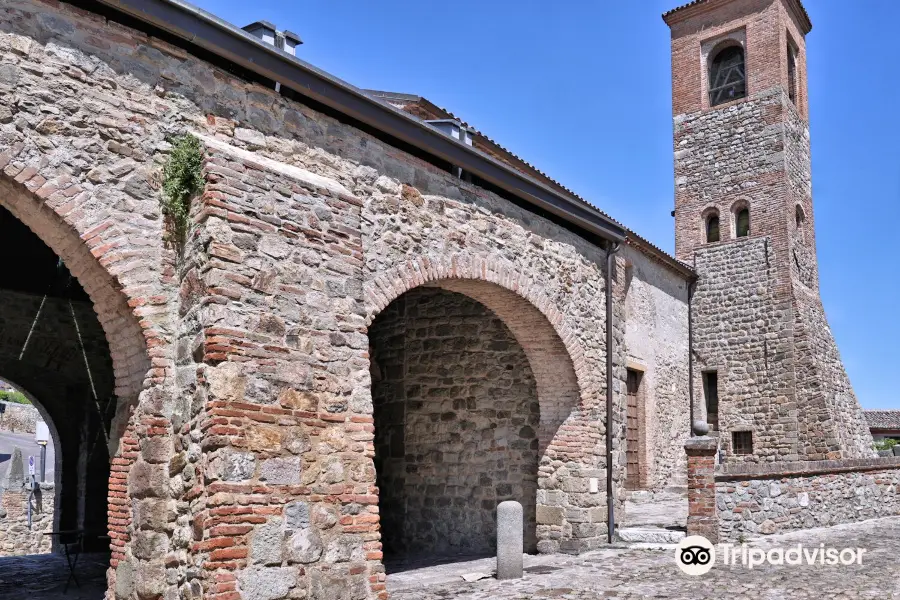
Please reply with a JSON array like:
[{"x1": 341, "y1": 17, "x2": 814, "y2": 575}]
[
  {"x1": 735, "y1": 207, "x2": 750, "y2": 237},
  {"x1": 709, "y1": 45, "x2": 746, "y2": 106},
  {"x1": 795, "y1": 204, "x2": 806, "y2": 241},
  {"x1": 706, "y1": 212, "x2": 721, "y2": 243},
  {"x1": 787, "y1": 42, "x2": 798, "y2": 105}
]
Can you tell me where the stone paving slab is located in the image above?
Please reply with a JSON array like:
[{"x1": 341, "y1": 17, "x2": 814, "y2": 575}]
[
  {"x1": 0, "y1": 552, "x2": 107, "y2": 600},
  {"x1": 621, "y1": 494, "x2": 687, "y2": 528},
  {"x1": 388, "y1": 517, "x2": 900, "y2": 599}
]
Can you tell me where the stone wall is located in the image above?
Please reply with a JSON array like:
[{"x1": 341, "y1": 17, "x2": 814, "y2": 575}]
[
  {"x1": 715, "y1": 458, "x2": 900, "y2": 541},
  {"x1": 371, "y1": 288, "x2": 540, "y2": 556},
  {"x1": 0, "y1": 1, "x2": 672, "y2": 597},
  {"x1": 0, "y1": 483, "x2": 55, "y2": 555},
  {"x1": 692, "y1": 237, "x2": 799, "y2": 462},
  {"x1": 621, "y1": 246, "x2": 690, "y2": 492},
  {"x1": 0, "y1": 401, "x2": 39, "y2": 434}
]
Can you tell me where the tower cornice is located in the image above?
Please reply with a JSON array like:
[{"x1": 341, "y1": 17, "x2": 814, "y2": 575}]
[{"x1": 663, "y1": 0, "x2": 812, "y2": 35}]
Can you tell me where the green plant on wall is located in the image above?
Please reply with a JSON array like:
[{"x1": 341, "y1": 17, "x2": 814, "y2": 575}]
[
  {"x1": 161, "y1": 134, "x2": 204, "y2": 245},
  {"x1": 874, "y1": 438, "x2": 898, "y2": 451},
  {"x1": 0, "y1": 391, "x2": 31, "y2": 405}
]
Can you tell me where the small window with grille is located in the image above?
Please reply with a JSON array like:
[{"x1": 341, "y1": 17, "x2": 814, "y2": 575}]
[
  {"x1": 732, "y1": 430, "x2": 753, "y2": 455},
  {"x1": 709, "y1": 45, "x2": 747, "y2": 106}
]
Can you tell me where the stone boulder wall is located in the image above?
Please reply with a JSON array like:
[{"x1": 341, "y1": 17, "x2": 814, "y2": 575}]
[
  {"x1": 0, "y1": 483, "x2": 54, "y2": 556},
  {"x1": 371, "y1": 288, "x2": 540, "y2": 557},
  {"x1": 791, "y1": 285, "x2": 875, "y2": 459},
  {"x1": 715, "y1": 458, "x2": 900, "y2": 541},
  {"x1": 0, "y1": 401, "x2": 39, "y2": 434}
]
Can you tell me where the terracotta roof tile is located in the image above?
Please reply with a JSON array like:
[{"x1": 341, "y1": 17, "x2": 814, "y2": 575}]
[{"x1": 865, "y1": 410, "x2": 900, "y2": 430}]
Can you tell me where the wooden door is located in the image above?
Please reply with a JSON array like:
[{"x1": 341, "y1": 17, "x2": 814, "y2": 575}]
[{"x1": 625, "y1": 369, "x2": 641, "y2": 490}]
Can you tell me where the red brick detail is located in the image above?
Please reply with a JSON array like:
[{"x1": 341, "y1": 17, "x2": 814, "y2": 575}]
[
  {"x1": 685, "y1": 436, "x2": 719, "y2": 542},
  {"x1": 365, "y1": 254, "x2": 591, "y2": 404}
]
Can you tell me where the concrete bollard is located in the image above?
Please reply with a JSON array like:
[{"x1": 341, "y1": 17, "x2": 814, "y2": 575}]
[{"x1": 496, "y1": 500, "x2": 523, "y2": 580}]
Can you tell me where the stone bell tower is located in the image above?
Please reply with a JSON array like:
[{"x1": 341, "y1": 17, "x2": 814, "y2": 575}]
[{"x1": 664, "y1": 0, "x2": 874, "y2": 462}]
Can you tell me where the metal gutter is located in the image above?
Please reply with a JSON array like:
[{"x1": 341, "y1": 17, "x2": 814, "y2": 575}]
[
  {"x1": 95, "y1": 0, "x2": 626, "y2": 244},
  {"x1": 605, "y1": 242, "x2": 621, "y2": 544},
  {"x1": 687, "y1": 277, "x2": 696, "y2": 436}
]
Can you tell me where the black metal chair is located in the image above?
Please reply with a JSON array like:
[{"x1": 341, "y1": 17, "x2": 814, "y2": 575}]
[{"x1": 45, "y1": 529, "x2": 84, "y2": 593}]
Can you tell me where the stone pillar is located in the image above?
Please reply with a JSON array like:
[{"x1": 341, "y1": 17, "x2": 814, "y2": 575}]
[
  {"x1": 496, "y1": 501, "x2": 523, "y2": 580},
  {"x1": 684, "y1": 435, "x2": 719, "y2": 542}
]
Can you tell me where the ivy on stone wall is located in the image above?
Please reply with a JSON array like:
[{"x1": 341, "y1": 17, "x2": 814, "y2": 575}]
[{"x1": 161, "y1": 134, "x2": 204, "y2": 245}]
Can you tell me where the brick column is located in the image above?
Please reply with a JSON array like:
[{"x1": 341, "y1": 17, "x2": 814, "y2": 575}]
[{"x1": 684, "y1": 436, "x2": 718, "y2": 542}]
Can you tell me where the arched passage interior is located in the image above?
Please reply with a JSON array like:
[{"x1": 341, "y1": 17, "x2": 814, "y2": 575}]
[
  {"x1": 0, "y1": 204, "x2": 117, "y2": 553},
  {"x1": 368, "y1": 278, "x2": 581, "y2": 563}
]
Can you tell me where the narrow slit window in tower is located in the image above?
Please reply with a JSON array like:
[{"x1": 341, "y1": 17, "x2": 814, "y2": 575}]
[
  {"x1": 787, "y1": 42, "x2": 798, "y2": 105},
  {"x1": 703, "y1": 371, "x2": 719, "y2": 432},
  {"x1": 736, "y1": 208, "x2": 750, "y2": 237},
  {"x1": 706, "y1": 214, "x2": 720, "y2": 243}
]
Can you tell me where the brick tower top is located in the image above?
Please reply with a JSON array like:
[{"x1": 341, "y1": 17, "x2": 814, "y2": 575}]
[{"x1": 665, "y1": 0, "x2": 816, "y2": 276}]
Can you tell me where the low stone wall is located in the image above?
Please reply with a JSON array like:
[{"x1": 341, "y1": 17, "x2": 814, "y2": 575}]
[
  {"x1": 715, "y1": 458, "x2": 900, "y2": 540},
  {"x1": 0, "y1": 401, "x2": 39, "y2": 434},
  {"x1": 0, "y1": 483, "x2": 54, "y2": 555}
]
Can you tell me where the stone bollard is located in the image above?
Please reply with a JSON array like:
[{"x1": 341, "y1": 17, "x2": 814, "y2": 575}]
[{"x1": 496, "y1": 500, "x2": 523, "y2": 580}]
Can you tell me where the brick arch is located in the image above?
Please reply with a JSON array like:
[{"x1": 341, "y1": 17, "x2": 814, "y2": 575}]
[
  {"x1": 0, "y1": 175, "x2": 153, "y2": 437},
  {"x1": 701, "y1": 205, "x2": 721, "y2": 243},
  {"x1": 365, "y1": 254, "x2": 587, "y2": 453}
]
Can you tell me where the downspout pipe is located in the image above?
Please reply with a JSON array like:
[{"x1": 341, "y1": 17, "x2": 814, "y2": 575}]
[
  {"x1": 605, "y1": 241, "x2": 621, "y2": 544},
  {"x1": 688, "y1": 277, "x2": 697, "y2": 436}
]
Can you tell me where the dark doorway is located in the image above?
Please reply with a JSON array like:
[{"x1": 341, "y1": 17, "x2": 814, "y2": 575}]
[
  {"x1": 625, "y1": 369, "x2": 644, "y2": 490},
  {"x1": 369, "y1": 287, "x2": 540, "y2": 566},
  {"x1": 703, "y1": 371, "x2": 719, "y2": 432}
]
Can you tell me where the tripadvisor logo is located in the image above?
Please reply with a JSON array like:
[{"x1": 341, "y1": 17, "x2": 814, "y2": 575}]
[
  {"x1": 676, "y1": 536, "x2": 715, "y2": 576},
  {"x1": 675, "y1": 535, "x2": 868, "y2": 575}
]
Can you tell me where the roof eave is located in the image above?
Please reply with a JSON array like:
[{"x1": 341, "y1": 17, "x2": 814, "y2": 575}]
[
  {"x1": 663, "y1": 0, "x2": 812, "y2": 35},
  {"x1": 95, "y1": 0, "x2": 626, "y2": 244}
]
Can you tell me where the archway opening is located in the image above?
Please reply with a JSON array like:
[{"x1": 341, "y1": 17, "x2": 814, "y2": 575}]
[
  {"x1": 0, "y1": 379, "x2": 60, "y2": 555},
  {"x1": 0, "y1": 204, "x2": 115, "y2": 595},
  {"x1": 370, "y1": 287, "x2": 540, "y2": 566}
]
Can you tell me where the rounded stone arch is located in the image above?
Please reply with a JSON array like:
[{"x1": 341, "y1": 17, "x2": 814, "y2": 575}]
[
  {"x1": 0, "y1": 376, "x2": 65, "y2": 545},
  {"x1": 365, "y1": 254, "x2": 588, "y2": 454},
  {"x1": 0, "y1": 174, "x2": 153, "y2": 449}
]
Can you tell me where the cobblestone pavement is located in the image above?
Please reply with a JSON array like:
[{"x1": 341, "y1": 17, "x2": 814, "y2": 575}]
[
  {"x1": 0, "y1": 552, "x2": 107, "y2": 600},
  {"x1": 388, "y1": 517, "x2": 900, "y2": 599}
]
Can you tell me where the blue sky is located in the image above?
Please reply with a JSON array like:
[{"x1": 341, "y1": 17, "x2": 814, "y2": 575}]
[{"x1": 193, "y1": 0, "x2": 899, "y2": 409}]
